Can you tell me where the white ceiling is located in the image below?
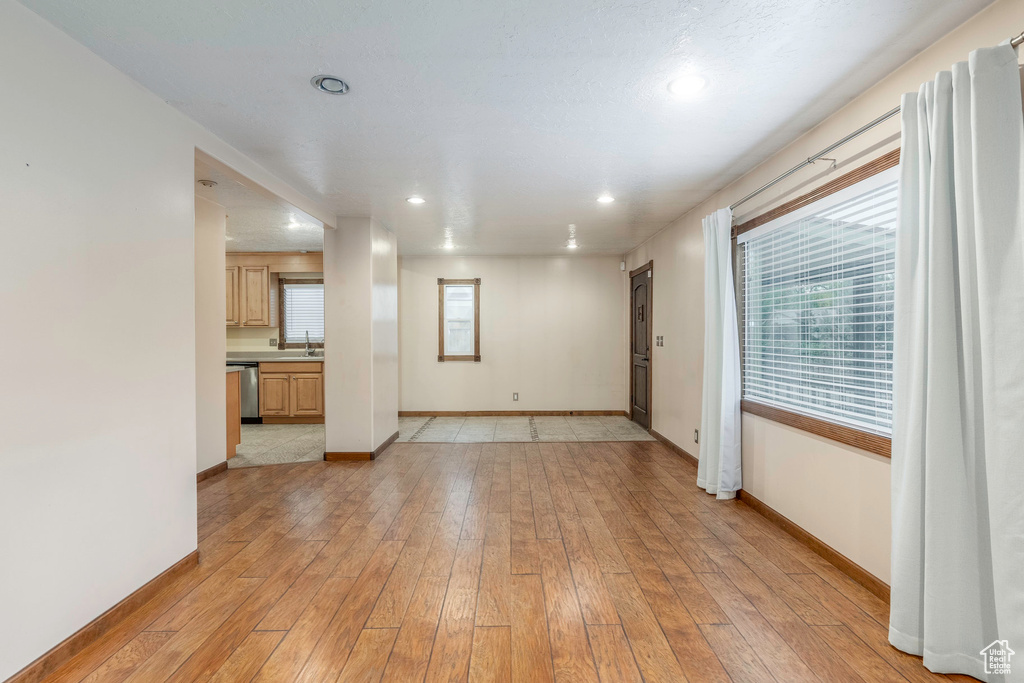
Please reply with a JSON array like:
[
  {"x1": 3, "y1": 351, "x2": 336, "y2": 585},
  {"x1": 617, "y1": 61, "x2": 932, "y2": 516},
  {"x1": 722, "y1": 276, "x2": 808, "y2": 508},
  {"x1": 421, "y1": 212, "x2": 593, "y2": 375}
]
[
  {"x1": 195, "y1": 158, "x2": 323, "y2": 252},
  {"x1": 24, "y1": 0, "x2": 993, "y2": 255}
]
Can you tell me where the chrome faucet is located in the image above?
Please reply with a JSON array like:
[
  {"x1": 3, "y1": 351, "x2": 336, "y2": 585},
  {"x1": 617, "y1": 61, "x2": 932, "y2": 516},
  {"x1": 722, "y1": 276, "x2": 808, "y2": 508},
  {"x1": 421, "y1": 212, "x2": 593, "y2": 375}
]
[{"x1": 305, "y1": 330, "x2": 314, "y2": 357}]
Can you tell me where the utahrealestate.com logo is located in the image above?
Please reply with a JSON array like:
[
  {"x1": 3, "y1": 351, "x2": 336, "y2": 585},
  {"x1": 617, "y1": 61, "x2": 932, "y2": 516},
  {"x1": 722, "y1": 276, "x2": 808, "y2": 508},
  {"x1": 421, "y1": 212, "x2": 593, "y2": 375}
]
[{"x1": 981, "y1": 640, "x2": 1014, "y2": 675}]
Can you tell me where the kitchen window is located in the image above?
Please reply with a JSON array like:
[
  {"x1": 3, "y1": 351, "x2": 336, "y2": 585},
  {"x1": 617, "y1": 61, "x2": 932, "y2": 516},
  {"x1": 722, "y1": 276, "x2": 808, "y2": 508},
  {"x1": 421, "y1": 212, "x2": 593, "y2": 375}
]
[
  {"x1": 438, "y1": 278, "x2": 480, "y2": 361},
  {"x1": 279, "y1": 278, "x2": 324, "y2": 349},
  {"x1": 738, "y1": 164, "x2": 897, "y2": 444}
]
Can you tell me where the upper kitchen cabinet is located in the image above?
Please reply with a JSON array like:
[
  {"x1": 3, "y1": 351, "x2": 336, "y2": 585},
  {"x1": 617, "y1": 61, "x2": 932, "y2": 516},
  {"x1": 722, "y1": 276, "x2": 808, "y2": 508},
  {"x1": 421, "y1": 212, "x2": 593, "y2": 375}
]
[
  {"x1": 225, "y1": 253, "x2": 322, "y2": 328},
  {"x1": 240, "y1": 265, "x2": 270, "y2": 326},
  {"x1": 225, "y1": 264, "x2": 269, "y2": 327},
  {"x1": 225, "y1": 266, "x2": 240, "y2": 326}
]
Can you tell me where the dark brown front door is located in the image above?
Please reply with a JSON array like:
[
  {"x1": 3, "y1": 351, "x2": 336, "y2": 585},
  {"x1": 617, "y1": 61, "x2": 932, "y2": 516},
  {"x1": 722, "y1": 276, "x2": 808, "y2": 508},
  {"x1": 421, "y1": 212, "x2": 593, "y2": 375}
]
[{"x1": 630, "y1": 262, "x2": 653, "y2": 429}]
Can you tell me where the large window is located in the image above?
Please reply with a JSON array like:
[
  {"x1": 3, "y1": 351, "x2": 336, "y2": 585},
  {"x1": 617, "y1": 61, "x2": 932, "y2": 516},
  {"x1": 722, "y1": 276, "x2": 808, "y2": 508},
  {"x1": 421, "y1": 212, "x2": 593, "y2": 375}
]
[
  {"x1": 739, "y1": 167, "x2": 897, "y2": 436},
  {"x1": 438, "y1": 278, "x2": 480, "y2": 361},
  {"x1": 280, "y1": 279, "x2": 324, "y2": 346}
]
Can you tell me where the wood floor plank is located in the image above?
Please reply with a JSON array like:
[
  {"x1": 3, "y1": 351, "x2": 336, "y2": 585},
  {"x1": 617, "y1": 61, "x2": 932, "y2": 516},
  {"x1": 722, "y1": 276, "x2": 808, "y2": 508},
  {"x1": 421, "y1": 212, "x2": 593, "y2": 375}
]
[
  {"x1": 164, "y1": 540, "x2": 326, "y2": 682},
  {"x1": 424, "y1": 538, "x2": 485, "y2": 682},
  {"x1": 468, "y1": 627, "x2": 512, "y2": 683},
  {"x1": 553, "y1": 507, "x2": 620, "y2": 625},
  {"x1": 79, "y1": 632, "x2": 174, "y2": 683},
  {"x1": 366, "y1": 511, "x2": 443, "y2": 628},
  {"x1": 813, "y1": 624, "x2": 910, "y2": 682},
  {"x1": 421, "y1": 491, "x2": 471, "y2": 577},
  {"x1": 476, "y1": 512, "x2": 512, "y2": 626},
  {"x1": 567, "y1": 488, "x2": 630, "y2": 574},
  {"x1": 123, "y1": 577, "x2": 263, "y2": 683},
  {"x1": 791, "y1": 573, "x2": 952, "y2": 683},
  {"x1": 207, "y1": 630, "x2": 284, "y2": 683},
  {"x1": 295, "y1": 541, "x2": 404, "y2": 682},
  {"x1": 253, "y1": 576, "x2": 355, "y2": 682},
  {"x1": 381, "y1": 574, "x2": 449, "y2": 682},
  {"x1": 698, "y1": 624, "x2": 775, "y2": 683},
  {"x1": 337, "y1": 628, "x2": 398, "y2": 683},
  {"x1": 695, "y1": 571, "x2": 818, "y2": 683},
  {"x1": 586, "y1": 625, "x2": 644, "y2": 683},
  {"x1": 43, "y1": 442, "x2": 965, "y2": 683},
  {"x1": 616, "y1": 538, "x2": 730, "y2": 683},
  {"x1": 510, "y1": 574, "x2": 555, "y2": 683},
  {"x1": 538, "y1": 539, "x2": 599, "y2": 682},
  {"x1": 603, "y1": 572, "x2": 689, "y2": 683}
]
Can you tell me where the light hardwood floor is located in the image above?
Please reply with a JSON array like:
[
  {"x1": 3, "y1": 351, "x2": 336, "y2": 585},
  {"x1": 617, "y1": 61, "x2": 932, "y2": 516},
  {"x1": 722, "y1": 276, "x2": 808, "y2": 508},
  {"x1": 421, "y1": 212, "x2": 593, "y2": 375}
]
[{"x1": 42, "y1": 442, "x2": 972, "y2": 682}]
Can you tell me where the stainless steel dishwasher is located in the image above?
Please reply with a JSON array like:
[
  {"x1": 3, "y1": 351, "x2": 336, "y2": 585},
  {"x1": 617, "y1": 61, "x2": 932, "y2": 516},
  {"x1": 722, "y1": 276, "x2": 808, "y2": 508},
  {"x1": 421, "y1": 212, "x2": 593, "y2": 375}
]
[{"x1": 227, "y1": 362, "x2": 260, "y2": 422}]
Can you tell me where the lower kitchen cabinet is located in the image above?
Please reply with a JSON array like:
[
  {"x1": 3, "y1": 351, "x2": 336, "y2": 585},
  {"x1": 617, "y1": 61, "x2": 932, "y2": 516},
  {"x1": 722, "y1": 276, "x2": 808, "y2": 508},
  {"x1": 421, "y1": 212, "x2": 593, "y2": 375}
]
[
  {"x1": 259, "y1": 373, "x2": 291, "y2": 416},
  {"x1": 258, "y1": 362, "x2": 323, "y2": 419},
  {"x1": 290, "y1": 374, "x2": 324, "y2": 416}
]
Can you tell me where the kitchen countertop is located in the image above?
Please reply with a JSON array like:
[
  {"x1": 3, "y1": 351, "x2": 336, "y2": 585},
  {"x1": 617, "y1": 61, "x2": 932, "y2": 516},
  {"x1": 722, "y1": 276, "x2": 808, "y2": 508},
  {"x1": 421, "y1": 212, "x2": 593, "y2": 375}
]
[
  {"x1": 225, "y1": 366, "x2": 245, "y2": 373},
  {"x1": 227, "y1": 352, "x2": 324, "y2": 363}
]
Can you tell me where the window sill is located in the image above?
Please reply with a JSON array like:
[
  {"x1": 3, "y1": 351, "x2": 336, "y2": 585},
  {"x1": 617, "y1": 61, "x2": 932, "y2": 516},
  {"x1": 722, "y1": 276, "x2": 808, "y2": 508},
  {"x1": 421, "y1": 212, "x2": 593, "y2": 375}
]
[
  {"x1": 740, "y1": 400, "x2": 891, "y2": 458},
  {"x1": 438, "y1": 355, "x2": 481, "y2": 362}
]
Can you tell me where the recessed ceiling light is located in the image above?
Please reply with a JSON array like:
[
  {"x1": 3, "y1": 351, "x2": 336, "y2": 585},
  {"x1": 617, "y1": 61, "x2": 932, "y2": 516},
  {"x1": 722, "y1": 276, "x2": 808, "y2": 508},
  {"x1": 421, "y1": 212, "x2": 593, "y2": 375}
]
[
  {"x1": 406, "y1": 196, "x2": 426, "y2": 205},
  {"x1": 597, "y1": 195, "x2": 615, "y2": 204},
  {"x1": 668, "y1": 73, "x2": 707, "y2": 99},
  {"x1": 311, "y1": 75, "x2": 349, "y2": 95}
]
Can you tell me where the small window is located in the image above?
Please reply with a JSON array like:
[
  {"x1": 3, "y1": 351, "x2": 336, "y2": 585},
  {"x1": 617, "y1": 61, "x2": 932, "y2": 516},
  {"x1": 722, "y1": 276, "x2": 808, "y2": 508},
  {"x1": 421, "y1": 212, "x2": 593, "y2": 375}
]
[
  {"x1": 739, "y1": 168, "x2": 897, "y2": 435},
  {"x1": 279, "y1": 279, "x2": 324, "y2": 348},
  {"x1": 438, "y1": 278, "x2": 480, "y2": 362}
]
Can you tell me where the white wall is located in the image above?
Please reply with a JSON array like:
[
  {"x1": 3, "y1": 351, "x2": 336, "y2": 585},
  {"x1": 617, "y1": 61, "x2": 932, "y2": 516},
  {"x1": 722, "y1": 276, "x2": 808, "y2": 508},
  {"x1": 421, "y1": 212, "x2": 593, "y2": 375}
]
[
  {"x1": 372, "y1": 224, "x2": 399, "y2": 444},
  {"x1": 0, "y1": 2, "x2": 333, "y2": 678},
  {"x1": 226, "y1": 326, "x2": 280, "y2": 352},
  {"x1": 399, "y1": 256, "x2": 627, "y2": 412},
  {"x1": 195, "y1": 196, "x2": 227, "y2": 474},
  {"x1": 324, "y1": 217, "x2": 399, "y2": 452},
  {"x1": 625, "y1": 0, "x2": 1024, "y2": 584}
]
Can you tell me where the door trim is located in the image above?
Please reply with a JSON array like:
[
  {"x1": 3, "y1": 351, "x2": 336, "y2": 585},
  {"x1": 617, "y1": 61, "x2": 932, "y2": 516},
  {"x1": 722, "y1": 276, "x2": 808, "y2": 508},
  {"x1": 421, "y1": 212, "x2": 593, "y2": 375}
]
[{"x1": 629, "y1": 260, "x2": 653, "y2": 429}]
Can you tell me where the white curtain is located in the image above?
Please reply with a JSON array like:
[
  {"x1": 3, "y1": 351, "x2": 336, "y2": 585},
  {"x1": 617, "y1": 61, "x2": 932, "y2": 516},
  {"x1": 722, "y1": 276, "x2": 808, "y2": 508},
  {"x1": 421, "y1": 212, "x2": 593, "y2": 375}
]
[
  {"x1": 891, "y1": 42, "x2": 1024, "y2": 681},
  {"x1": 698, "y1": 207, "x2": 742, "y2": 499}
]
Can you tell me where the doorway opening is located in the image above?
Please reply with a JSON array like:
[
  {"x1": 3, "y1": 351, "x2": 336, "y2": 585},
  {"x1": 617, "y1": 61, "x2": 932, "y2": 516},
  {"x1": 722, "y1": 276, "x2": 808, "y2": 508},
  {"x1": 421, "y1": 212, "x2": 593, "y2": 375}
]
[
  {"x1": 195, "y1": 150, "x2": 327, "y2": 473},
  {"x1": 629, "y1": 261, "x2": 653, "y2": 430}
]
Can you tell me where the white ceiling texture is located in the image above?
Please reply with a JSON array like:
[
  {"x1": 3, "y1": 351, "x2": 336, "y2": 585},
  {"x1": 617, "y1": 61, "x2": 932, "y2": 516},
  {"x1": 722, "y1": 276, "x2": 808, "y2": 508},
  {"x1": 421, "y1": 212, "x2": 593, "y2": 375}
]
[
  {"x1": 195, "y1": 158, "x2": 323, "y2": 252},
  {"x1": 23, "y1": 0, "x2": 992, "y2": 255}
]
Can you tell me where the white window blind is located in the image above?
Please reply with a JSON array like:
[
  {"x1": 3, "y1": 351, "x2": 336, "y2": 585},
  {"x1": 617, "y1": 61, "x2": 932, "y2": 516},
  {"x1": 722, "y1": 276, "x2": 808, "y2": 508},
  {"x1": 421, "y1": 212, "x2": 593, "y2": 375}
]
[
  {"x1": 740, "y1": 170, "x2": 897, "y2": 435},
  {"x1": 443, "y1": 284, "x2": 475, "y2": 355},
  {"x1": 283, "y1": 282, "x2": 324, "y2": 343}
]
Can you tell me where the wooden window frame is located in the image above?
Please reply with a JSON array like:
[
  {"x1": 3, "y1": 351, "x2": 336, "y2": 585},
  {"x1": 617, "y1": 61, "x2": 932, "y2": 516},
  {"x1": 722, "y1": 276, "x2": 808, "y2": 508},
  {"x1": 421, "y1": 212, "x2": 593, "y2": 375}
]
[
  {"x1": 277, "y1": 278, "x2": 326, "y2": 351},
  {"x1": 438, "y1": 278, "x2": 481, "y2": 362},
  {"x1": 734, "y1": 149, "x2": 900, "y2": 458}
]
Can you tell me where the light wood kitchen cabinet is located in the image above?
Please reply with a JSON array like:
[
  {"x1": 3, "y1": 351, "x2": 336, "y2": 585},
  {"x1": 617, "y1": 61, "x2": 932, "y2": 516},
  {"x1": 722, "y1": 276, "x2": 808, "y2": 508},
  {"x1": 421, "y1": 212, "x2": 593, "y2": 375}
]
[
  {"x1": 290, "y1": 373, "x2": 324, "y2": 416},
  {"x1": 259, "y1": 373, "x2": 291, "y2": 416},
  {"x1": 225, "y1": 267, "x2": 240, "y2": 326},
  {"x1": 258, "y1": 362, "x2": 324, "y2": 419},
  {"x1": 226, "y1": 371, "x2": 241, "y2": 458},
  {"x1": 240, "y1": 265, "x2": 270, "y2": 326}
]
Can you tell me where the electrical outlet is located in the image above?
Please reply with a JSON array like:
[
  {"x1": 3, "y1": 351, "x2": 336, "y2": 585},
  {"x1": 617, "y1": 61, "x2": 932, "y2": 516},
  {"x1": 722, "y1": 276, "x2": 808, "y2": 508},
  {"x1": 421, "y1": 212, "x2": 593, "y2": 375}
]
[
  {"x1": 513, "y1": 393, "x2": 519, "y2": 401},
  {"x1": 269, "y1": 338, "x2": 277, "y2": 346},
  {"x1": 694, "y1": 429, "x2": 699, "y2": 444}
]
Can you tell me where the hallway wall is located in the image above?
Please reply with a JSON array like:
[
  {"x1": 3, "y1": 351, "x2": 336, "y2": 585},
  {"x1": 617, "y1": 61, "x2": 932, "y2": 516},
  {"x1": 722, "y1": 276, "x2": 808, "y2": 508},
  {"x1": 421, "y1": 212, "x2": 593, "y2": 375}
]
[
  {"x1": 195, "y1": 196, "x2": 227, "y2": 475},
  {"x1": 399, "y1": 255, "x2": 627, "y2": 412}
]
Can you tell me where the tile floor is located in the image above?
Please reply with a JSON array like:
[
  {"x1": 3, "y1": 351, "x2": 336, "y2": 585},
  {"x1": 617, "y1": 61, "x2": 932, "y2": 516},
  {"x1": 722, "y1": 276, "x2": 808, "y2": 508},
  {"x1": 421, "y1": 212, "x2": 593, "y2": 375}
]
[
  {"x1": 229, "y1": 415, "x2": 655, "y2": 468},
  {"x1": 229, "y1": 423, "x2": 325, "y2": 469},
  {"x1": 397, "y1": 415, "x2": 657, "y2": 443}
]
